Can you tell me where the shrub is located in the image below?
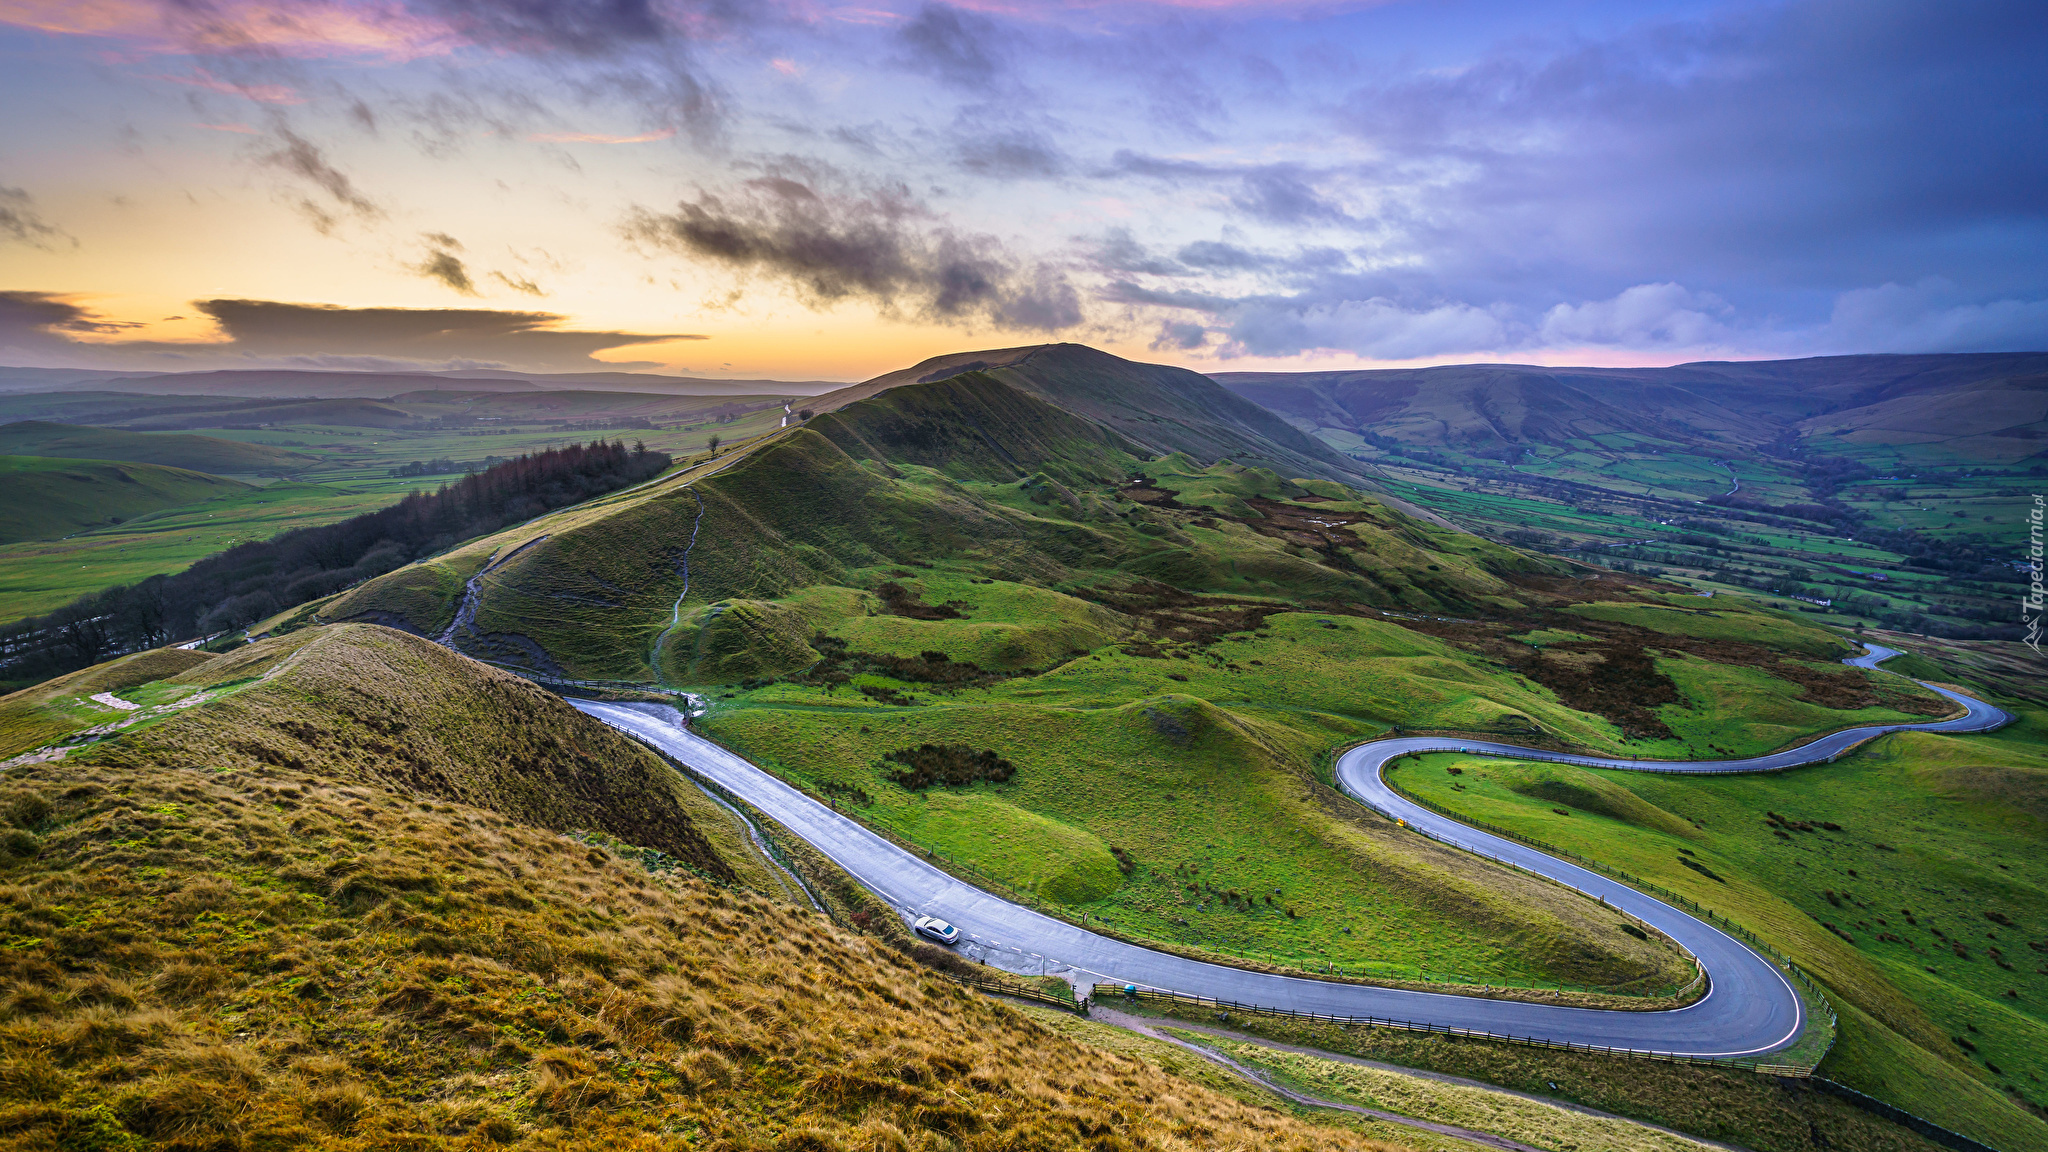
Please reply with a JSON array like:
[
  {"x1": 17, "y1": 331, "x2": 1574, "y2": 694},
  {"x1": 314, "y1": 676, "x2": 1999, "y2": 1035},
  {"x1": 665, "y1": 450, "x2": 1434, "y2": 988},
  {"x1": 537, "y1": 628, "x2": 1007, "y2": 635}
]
[{"x1": 883, "y1": 744, "x2": 1017, "y2": 790}]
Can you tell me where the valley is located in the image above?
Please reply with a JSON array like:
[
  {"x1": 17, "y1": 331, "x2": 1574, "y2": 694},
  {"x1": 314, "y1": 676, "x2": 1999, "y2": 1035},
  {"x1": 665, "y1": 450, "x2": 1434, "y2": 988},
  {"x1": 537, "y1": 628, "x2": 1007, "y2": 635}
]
[
  {"x1": 1219, "y1": 357, "x2": 2043, "y2": 640},
  {"x1": 0, "y1": 345, "x2": 2042, "y2": 1152}
]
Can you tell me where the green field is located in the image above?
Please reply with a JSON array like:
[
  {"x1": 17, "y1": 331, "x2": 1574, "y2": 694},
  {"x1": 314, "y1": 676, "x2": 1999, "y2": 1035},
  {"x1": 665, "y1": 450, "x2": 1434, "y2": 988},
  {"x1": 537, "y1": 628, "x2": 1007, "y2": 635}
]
[
  {"x1": 1326, "y1": 437, "x2": 2031, "y2": 640},
  {"x1": 0, "y1": 420, "x2": 313, "y2": 472},
  {"x1": 1386, "y1": 688, "x2": 2048, "y2": 1151},
  {"x1": 0, "y1": 455, "x2": 249, "y2": 544},
  {"x1": 0, "y1": 478, "x2": 423, "y2": 621},
  {"x1": 0, "y1": 404, "x2": 790, "y2": 624}
]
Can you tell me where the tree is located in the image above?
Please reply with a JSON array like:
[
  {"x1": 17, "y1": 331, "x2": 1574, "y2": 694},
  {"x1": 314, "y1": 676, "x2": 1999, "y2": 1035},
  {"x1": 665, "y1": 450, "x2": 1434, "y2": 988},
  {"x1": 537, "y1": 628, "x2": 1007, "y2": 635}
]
[
  {"x1": 707, "y1": 434, "x2": 721, "y2": 456},
  {"x1": 797, "y1": 408, "x2": 814, "y2": 421}
]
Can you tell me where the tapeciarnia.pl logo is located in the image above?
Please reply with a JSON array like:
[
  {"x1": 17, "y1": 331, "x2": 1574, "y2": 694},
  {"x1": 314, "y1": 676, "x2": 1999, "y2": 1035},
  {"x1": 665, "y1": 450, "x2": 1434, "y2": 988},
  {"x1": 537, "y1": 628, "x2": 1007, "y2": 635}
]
[{"x1": 2027, "y1": 494, "x2": 2044, "y2": 657}]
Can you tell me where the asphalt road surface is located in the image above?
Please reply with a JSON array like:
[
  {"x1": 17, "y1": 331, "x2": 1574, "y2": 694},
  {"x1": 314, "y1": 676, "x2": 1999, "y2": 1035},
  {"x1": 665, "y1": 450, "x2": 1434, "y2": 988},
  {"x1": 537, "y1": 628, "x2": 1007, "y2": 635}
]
[{"x1": 570, "y1": 643, "x2": 2006, "y2": 1059}]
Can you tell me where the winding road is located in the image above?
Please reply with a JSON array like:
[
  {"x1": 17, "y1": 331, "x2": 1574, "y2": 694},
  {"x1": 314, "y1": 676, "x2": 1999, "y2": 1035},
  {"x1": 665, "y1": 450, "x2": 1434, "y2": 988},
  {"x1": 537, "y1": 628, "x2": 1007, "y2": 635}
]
[{"x1": 570, "y1": 643, "x2": 2007, "y2": 1060}]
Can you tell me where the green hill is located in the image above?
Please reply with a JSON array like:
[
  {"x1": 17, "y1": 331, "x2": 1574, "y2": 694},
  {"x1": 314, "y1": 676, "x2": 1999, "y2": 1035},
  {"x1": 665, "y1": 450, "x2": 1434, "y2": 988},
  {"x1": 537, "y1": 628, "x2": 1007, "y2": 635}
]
[
  {"x1": 813, "y1": 343, "x2": 1365, "y2": 484},
  {"x1": 327, "y1": 367, "x2": 1548, "y2": 681},
  {"x1": 1214, "y1": 352, "x2": 2048, "y2": 462},
  {"x1": 0, "y1": 624, "x2": 1421, "y2": 1152},
  {"x1": 0, "y1": 420, "x2": 314, "y2": 473},
  {"x1": 310, "y1": 359, "x2": 1964, "y2": 1006},
  {"x1": 0, "y1": 455, "x2": 250, "y2": 543}
]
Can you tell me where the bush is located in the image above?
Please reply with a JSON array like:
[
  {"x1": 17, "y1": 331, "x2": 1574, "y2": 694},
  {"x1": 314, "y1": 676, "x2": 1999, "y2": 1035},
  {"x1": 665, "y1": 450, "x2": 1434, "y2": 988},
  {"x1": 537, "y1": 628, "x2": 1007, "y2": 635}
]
[{"x1": 882, "y1": 745, "x2": 1016, "y2": 790}]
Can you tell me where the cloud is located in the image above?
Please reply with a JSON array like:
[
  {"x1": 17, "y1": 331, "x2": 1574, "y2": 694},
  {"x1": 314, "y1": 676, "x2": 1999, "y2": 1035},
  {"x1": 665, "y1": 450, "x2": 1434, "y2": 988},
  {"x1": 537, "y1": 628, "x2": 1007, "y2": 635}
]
[
  {"x1": 1174, "y1": 240, "x2": 1267, "y2": 272},
  {"x1": 953, "y1": 129, "x2": 1068, "y2": 179},
  {"x1": 0, "y1": 293, "x2": 700, "y2": 372},
  {"x1": 0, "y1": 292, "x2": 141, "y2": 358},
  {"x1": 1150, "y1": 320, "x2": 1207, "y2": 350},
  {"x1": 152, "y1": 66, "x2": 301, "y2": 104},
  {"x1": 0, "y1": 0, "x2": 753, "y2": 61},
  {"x1": 896, "y1": 4, "x2": 1009, "y2": 88},
  {"x1": 1229, "y1": 167, "x2": 1351, "y2": 226},
  {"x1": 629, "y1": 174, "x2": 1083, "y2": 330},
  {"x1": 0, "y1": 188, "x2": 69, "y2": 249},
  {"x1": 1538, "y1": 283, "x2": 1731, "y2": 349},
  {"x1": 491, "y1": 271, "x2": 546, "y2": 296},
  {"x1": 261, "y1": 128, "x2": 381, "y2": 230},
  {"x1": 1216, "y1": 296, "x2": 1512, "y2": 360},
  {"x1": 192, "y1": 299, "x2": 701, "y2": 369},
  {"x1": 1813, "y1": 280, "x2": 2048, "y2": 355},
  {"x1": 526, "y1": 128, "x2": 677, "y2": 143},
  {"x1": 412, "y1": 234, "x2": 477, "y2": 295}
]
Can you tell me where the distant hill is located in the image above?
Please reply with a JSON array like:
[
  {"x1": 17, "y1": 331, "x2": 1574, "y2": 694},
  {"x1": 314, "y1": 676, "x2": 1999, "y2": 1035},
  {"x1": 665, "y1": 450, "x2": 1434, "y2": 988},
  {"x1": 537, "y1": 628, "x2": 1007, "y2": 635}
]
[
  {"x1": 1214, "y1": 352, "x2": 2048, "y2": 462},
  {"x1": 812, "y1": 343, "x2": 1365, "y2": 484},
  {"x1": 0, "y1": 455, "x2": 249, "y2": 543},
  {"x1": 0, "y1": 420, "x2": 315, "y2": 472},
  {"x1": 40, "y1": 366, "x2": 841, "y2": 399},
  {"x1": 115, "y1": 396, "x2": 418, "y2": 430}
]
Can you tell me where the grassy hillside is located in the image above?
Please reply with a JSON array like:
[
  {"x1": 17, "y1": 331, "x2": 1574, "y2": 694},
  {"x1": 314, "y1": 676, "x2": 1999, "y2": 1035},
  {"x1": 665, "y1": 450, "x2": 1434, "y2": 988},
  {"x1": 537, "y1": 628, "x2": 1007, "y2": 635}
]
[
  {"x1": 0, "y1": 455, "x2": 249, "y2": 544},
  {"x1": 1389, "y1": 692, "x2": 2048, "y2": 1152},
  {"x1": 0, "y1": 480, "x2": 411, "y2": 627},
  {"x1": 812, "y1": 344, "x2": 1364, "y2": 485},
  {"x1": 0, "y1": 629, "x2": 1426, "y2": 1152},
  {"x1": 1214, "y1": 353, "x2": 2048, "y2": 460},
  {"x1": 0, "y1": 420, "x2": 313, "y2": 473},
  {"x1": 319, "y1": 372, "x2": 1958, "y2": 998},
  {"x1": 1219, "y1": 356, "x2": 2043, "y2": 641}
]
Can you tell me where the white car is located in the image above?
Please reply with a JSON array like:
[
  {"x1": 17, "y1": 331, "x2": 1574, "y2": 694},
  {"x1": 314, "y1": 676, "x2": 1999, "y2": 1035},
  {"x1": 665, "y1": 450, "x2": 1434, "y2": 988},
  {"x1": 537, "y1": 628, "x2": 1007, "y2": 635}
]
[{"x1": 913, "y1": 915, "x2": 961, "y2": 945}]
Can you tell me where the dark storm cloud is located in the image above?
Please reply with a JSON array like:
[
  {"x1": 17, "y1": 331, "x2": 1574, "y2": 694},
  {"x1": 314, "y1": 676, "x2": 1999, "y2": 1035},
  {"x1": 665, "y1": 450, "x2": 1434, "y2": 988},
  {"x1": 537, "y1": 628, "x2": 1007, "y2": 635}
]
[{"x1": 629, "y1": 175, "x2": 1083, "y2": 331}]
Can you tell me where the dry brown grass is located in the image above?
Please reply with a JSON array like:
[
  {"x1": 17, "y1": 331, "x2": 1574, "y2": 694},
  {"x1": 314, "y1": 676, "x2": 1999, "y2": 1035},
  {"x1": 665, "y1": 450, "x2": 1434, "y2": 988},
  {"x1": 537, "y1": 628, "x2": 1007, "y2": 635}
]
[
  {"x1": 0, "y1": 742, "x2": 1425, "y2": 1152},
  {"x1": 80, "y1": 624, "x2": 735, "y2": 881}
]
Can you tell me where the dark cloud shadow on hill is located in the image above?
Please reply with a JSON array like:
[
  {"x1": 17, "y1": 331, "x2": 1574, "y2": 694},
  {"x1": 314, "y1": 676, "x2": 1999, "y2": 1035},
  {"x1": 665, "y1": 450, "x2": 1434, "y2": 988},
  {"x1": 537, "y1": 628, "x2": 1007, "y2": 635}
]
[{"x1": 0, "y1": 292, "x2": 701, "y2": 372}]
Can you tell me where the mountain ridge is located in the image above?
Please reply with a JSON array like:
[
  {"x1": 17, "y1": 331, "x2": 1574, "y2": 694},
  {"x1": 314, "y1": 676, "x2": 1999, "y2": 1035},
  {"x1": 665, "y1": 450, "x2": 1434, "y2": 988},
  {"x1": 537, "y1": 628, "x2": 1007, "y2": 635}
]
[{"x1": 1213, "y1": 352, "x2": 2048, "y2": 460}]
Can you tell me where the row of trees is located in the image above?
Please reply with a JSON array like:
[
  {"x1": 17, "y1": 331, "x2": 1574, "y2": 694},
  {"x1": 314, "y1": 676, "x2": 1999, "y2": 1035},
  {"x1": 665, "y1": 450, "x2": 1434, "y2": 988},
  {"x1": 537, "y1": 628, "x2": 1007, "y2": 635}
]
[{"x1": 1, "y1": 440, "x2": 670, "y2": 687}]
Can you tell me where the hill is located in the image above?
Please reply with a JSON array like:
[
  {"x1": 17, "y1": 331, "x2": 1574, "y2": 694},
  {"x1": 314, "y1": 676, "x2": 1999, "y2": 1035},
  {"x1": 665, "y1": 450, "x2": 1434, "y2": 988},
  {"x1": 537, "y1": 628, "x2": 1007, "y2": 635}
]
[
  {"x1": 327, "y1": 367, "x2": 1544, "y2": 680},
  {"x1": 59, "y1": 366, "x2": 843, "y2": 399},
  {"x1": 116, "y1": 396, "x2": 418, "y2": 430},
  {"x1": 0, "y1": 623, "x2": 1419, "y2": 1152},
  {"x1": 0, "y1": 420, "x2": 313, "y2": 473},
  {"x1": 316, "y1": 361, "x2": 1965, "y2": 1003},
  {"x1": 0, "y1": 455, "x2": 249, "y2": 543},
  {"x1": 812, "y1": 344, "x2": 1366, "y2": 484},
  {"x1": 1214, "y1": 352, "x2": 2048, "y2": 461}
]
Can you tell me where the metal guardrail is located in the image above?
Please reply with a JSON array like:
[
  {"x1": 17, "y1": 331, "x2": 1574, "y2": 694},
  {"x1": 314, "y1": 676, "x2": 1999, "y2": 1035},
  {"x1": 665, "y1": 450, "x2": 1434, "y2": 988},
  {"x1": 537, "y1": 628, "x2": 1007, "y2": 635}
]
[{"x1": 1094, "y1": 984, "x2": 1813, "y2": 1076}]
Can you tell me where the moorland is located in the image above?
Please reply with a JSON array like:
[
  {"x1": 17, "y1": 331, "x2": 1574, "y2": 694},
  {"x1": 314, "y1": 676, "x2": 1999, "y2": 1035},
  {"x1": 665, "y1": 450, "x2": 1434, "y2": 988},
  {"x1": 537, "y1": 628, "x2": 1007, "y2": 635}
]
[{"x1": 0, "y1": 343, "x2": 2042, "y2": 1152}]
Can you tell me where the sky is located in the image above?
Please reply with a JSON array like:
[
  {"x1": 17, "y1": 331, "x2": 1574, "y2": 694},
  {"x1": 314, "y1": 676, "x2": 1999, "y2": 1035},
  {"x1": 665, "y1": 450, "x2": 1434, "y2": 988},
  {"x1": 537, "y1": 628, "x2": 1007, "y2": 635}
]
[{"x1": 0, "y1": 0, "x2": 2043, "y2": 382}]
